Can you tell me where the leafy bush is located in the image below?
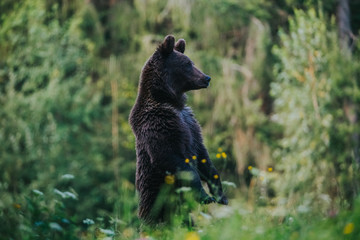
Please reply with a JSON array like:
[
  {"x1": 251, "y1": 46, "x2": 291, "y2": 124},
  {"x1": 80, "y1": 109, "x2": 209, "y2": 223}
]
[
  {"x1": 0, "y1": 1, "x2": 136, "y2": 238},
  {"x1": 271, "y1": 9, "x2": 360, "y2": 213}
]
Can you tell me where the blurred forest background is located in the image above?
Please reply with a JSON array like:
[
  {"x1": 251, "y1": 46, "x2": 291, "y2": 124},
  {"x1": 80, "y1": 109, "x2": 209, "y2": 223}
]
[{"x1": 1, "y1": 0, "x2": 360, "y2": 239}]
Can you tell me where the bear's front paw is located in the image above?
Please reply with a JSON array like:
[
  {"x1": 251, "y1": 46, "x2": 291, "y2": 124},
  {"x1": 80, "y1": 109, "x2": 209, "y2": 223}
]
[
  {"x1": 200, "y1": 195, "x2": 216, "y2": 204},
  {"x1": 217, "y1": 195, "x2": 228, "y2": 205}
]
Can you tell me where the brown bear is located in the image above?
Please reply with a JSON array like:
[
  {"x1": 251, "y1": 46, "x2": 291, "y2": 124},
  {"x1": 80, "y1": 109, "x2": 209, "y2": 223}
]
[{"x1": 129, "y1": 35, "x2": 228, "y2": 224}]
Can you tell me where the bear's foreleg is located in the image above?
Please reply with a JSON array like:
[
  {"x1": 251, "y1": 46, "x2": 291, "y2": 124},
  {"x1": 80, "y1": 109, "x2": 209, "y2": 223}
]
[
  {"x1": 195, "y1": 146, "x2": 229, "y2": 205},
  {"x1": 175, "y1": 162, "x2": 216, "y2": 204}
]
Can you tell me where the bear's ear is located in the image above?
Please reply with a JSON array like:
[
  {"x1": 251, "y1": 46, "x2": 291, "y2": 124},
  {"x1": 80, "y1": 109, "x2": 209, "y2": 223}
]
[
  {"x1": 175, "y1": 39, "x2": 186, "y2": 53},
  {"x1": 158, "y1": 35, "x2": 175, "y2": 56}
]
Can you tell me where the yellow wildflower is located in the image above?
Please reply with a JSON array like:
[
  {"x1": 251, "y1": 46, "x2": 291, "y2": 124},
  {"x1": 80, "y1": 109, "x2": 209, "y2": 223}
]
[
  {"x1": 185, "y1": 231, "x2": 200, "y2": 240},
  {"x1": 221, "y1": 152, "x2": 227, "y2": 158},
  {"x1": 165, "y1": 175, "x2": 175, "y2": 185},
  {"x1": 213, "y1": 174, "x2": 219, "y2": 179},
  {"x1": 185, "y1": 158, "x2": 190, "y2": 163},
  {"x1": 217, "y1": 147, "x2": 223, "y2": 152},
  {"x1": 201, "y1": 159, "x2": 207, "y2": 163},
  {"x1": 343, "y1": 222, "x2": 354, "y2": 235},
  {"x1": 140, "y1": 232, "x2": 149, "y2": 239},
  {"x1": 13, "y1": 203, "x2": 21, "y2": 209},
  {"x1": 122, "y1": 228, "x2": 134, "y2": 238},
  {"x1": 248, "y1": 166, "x2": 253, "y2": 170},
  {"x1": 192, "y1": 156, "x2": 197, "y2": 160},
  {"x1": 216, "y1": 153, "x2": 221, "y2": 158},
  {"x1": 268, "y1": 167, "x2": 273, "y2": 172}
]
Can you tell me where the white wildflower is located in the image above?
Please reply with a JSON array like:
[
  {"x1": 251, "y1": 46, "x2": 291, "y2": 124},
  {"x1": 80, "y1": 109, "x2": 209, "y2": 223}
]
[
  {"x1": 32, "y1": 189, "x2": 44, "y2": 196},
  {"x1": 83, "y1": 218, "x2": 95, "y2": 225},
  {"x1": 221, "y1": 181, "x2": 236, "y2": 188},
  {"x1": 49, "y1": 222, "x2": 63, "y2": 231},
  {"x1": 61, "y1": 174, "x2": 75, "y2": 180}
]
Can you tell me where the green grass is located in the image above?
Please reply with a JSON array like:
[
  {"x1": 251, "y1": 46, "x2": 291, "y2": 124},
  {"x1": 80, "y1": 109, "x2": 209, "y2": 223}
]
[
  {"x1": 136, "y1": 202, "x2": 360, "y2": 240},
  {"x1": 3, "y1": 173, "x2": 360, "y2": 240}
]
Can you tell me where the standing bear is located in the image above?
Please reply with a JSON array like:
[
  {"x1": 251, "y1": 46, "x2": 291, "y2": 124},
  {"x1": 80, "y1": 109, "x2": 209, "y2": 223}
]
[{"x1": 129, "y1": 35, "x2": 228, "y2": 224}]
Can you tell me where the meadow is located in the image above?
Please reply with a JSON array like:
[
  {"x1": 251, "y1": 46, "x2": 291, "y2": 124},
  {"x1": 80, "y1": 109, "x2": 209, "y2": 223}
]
[{"x1": 1, "y1": 0, "x2": 360, "y2": 239}]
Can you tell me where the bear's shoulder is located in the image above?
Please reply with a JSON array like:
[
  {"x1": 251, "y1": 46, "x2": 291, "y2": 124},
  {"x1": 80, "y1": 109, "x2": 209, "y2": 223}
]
[{"x1": 132, "y1": 103, "x2": 183, "y2": 134}]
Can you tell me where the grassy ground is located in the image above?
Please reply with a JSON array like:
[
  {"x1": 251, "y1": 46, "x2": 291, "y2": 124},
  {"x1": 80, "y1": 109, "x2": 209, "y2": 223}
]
[
  {"x1": 5, "y1": 178, "x2": 360, "y2": 239},
  {"x1": 131, "y1": 199, "x2": 360, "y2": 240},
  {"x1": 80, "y1": 195, "x2": 360, "y2": 240}
]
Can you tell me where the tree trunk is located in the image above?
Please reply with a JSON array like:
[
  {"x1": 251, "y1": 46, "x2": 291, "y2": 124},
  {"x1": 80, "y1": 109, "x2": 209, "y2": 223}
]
[
  {"x1": 337, "y1": 0, "x2": 351, "y2": 47},
  {"x1": 337, "y1": 0, "x2": 359, "y2": 199},
  {"x1": 110, "y1": 56, "x2": 120, "y2": 188}
]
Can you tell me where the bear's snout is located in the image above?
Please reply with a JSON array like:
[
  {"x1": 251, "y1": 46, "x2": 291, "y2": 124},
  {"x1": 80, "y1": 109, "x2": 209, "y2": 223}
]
[
  {"x1": 203, "y1": 75, "x2": 211, "y2": 87},
  {"x1": 205, "y1": 75, "x2": 211, "y2": 84},
  {"x1": 205, "y1": 75, "x2": 211, "y2": 83}
]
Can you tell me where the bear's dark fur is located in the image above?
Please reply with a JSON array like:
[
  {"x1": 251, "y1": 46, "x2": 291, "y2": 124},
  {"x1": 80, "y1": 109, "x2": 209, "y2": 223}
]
[{"x1": 129, "y1": 35, "x2": 228, "y2": 224}]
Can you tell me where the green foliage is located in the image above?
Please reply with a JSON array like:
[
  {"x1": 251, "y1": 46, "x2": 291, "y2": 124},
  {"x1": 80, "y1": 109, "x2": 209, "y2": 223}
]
[
  {"x1": 5, "y1": 184, "x2": 80, "y2": 239},
  {"x1": 271, "y1": 9, "x2": 360, "y2": 211},
  {"x1": 0, "y1": 0, "x2": 136, "y2": 238},
  {"x1": 1, "y1": 0, "x2": 360, "y2": 239}
]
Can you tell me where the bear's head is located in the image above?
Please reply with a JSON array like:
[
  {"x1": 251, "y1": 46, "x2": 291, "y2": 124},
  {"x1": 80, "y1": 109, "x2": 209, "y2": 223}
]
[
  {"x1": 140, "y1": 35, "x2": 211, "y2": 107},
  {"x1": 158, "y1": 35, "x2": 211, "y2": 93}
]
